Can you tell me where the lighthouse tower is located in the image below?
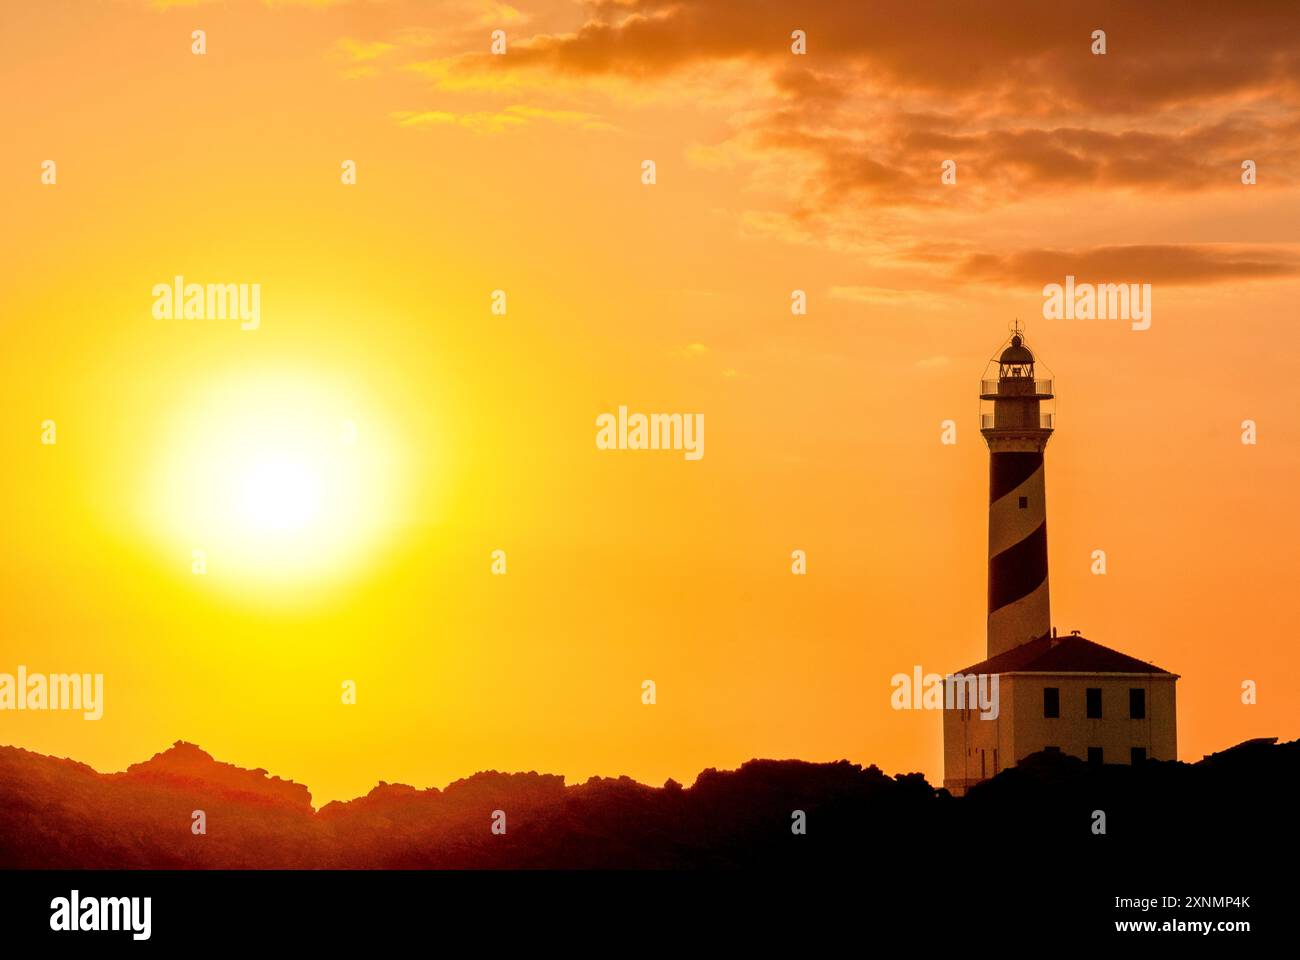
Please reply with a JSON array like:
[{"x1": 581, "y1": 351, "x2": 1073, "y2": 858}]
[
  {"x1": 943, "y1": 326, "x2": 1177, "y2": 796},
  {"x1": 979, "y1": 325, "x2": 1055, "y2": 658}
]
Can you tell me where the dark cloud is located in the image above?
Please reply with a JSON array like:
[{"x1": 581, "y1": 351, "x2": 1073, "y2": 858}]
[
  {"x1": 490, "y1": 0, "x2": 1300, "y2": 112},
  {"x1": 957, "y1": 244, "x2": 1300, "y2": 286}
]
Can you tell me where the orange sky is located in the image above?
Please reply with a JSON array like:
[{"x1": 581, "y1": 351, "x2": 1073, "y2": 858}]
[{"x1": 1, "y1": 0, "x2": 1297, "y2": 804}]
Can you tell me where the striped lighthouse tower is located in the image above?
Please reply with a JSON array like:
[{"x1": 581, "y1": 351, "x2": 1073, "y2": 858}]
[{"x1": 980, "y1": 325, "x2": 1055, "y2": 658}]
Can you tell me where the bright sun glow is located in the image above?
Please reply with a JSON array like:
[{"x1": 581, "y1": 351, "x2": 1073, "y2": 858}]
[
  {"x1": 143, "y1": 370, "x2": 406, "y2": 595},
  {"x1": 237, "y1": 457, "x2": 323, "y2": 535}
]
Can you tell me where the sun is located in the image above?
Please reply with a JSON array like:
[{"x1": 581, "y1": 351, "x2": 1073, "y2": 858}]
[
  {"x1": 142, "y1": 369, "x2": 406, "y2": 595},
  {"x1": 236, "y1": 456, "x2": 323, "y2": 535}
]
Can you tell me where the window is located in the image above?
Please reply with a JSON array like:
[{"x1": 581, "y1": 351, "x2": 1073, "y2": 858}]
[
  {"x1": 1043, "y1": 687, "x2": 1060, "y2": 718},
  {"x1": 1131, "y1": 747, "x2": 1147, "y2": 765},
  {"x1": 1129, "y1": 688, "x2": 1146, "y2": 720},
  {"x1": 1086, "y1": 687, "x2": 1102, "y2": 719},
  {"x1": 1018, "y1": 496, "x2": 1029, "y2": 509},
  {"x1": 1088, "y1": 747, "x2": 1103, "y2": 765}
]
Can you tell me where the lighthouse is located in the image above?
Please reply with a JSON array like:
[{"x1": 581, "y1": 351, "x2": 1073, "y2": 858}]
[
  {"x1": 942, "y1": 324, "x2": 1178, "y2": 796},
  {"x1": 980, "y1": 325, "x2": 1054, "y2": 658}
]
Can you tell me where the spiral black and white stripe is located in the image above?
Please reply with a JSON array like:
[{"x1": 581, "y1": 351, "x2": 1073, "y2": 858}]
[{"x1": 987, "y1": 451, "x2": 1050, "y2": 657}]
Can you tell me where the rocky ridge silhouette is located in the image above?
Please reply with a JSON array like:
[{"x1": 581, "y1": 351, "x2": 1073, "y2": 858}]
[{"x1": 1, "y1": 738, "x2": 1294, "y2": 869}]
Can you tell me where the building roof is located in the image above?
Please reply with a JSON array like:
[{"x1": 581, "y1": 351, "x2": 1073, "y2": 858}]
[
  {"x1": 999, "y1": 334, "x2": 1035, "y2": 365},
  {"x1": 954, "y1": 633, "x2": 1176, "y2": 677}
]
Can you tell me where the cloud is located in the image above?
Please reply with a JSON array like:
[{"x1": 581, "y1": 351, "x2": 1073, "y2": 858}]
[
  {"x1": 150, "y1": 0, "x2": 356, "y2": 7},
  {"x1": 380, "y1": 0, "x2": 1300, "y2": 263},
  {"x1": 417, "y1": 1, "x2": 1300, "y2": 110},
  {"x1": 956, "y1": 244, "x2": 1300, "y2": 287},
  {"x1": 335, "y1": 38, "x2": 396, "y2": 63},
  {"x1": 339, "y1": 1, "x2": 1300, "y2": 267},
  {"x1": 390, "y1": 104, "x2": 615, "y2": 133},
  {"x1": 830, "y1": 285, "x2": 963, "y2": 310}
]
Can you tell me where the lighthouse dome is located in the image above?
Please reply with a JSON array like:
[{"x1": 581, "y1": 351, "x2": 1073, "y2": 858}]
[{"x1": 999, "y1": 335, "x2": 1034, "y2": 365}]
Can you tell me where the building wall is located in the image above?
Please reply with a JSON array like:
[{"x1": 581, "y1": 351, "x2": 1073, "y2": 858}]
[
  {"x1": 1008, "y1": 673, "x2": 1177, "y2": 765},
  {"x1": 942, "y1": 672, "x2": 1176, "y2": 794},
  {"x1": 942, "y1": 677, "x2": 1015, "y2": 795}
]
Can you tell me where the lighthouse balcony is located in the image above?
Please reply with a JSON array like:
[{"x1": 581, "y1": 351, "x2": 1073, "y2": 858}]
[
  {"x1": 982, "y1": 413, "x2": 1055, "y2": 430},
  {"x1": 979, "y1": 378, "x2": 1053, "y2": 400}
]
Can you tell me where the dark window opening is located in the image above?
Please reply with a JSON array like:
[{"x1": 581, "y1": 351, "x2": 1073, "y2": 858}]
[
  {"x1": 1131, "y1": 747, "x2": 1147, "y2": 765},
  {"x1": 1129, "y1": 688, "x2": 1146, "y2": 720},
  {"x1": 1088, "y1": 746, "x2": 1103, "y2": 765},
  {"x1": 1018, "y1": 496, "x2": 1029, "y2": 509},
  {"x1": 1043, "y1": 687, "x2": 1060, "y2": 718},
  {"x1": 1086, "y1": 687, "x2": 1102, "y2": 719}
]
